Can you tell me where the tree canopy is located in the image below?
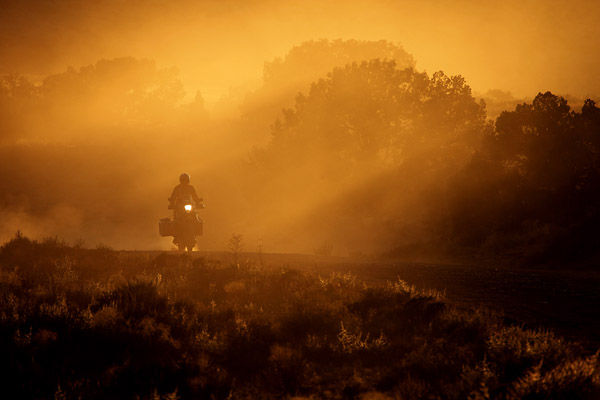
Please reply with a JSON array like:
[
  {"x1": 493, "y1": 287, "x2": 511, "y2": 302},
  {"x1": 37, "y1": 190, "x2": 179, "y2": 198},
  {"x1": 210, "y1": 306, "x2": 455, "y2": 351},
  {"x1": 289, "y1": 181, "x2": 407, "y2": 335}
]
[
  {"x1": 0, "y1": 57, "x2": 187, "y2": 142},
  {"x1": 237, "y1": 40, "x2": 417, "y2": 143},
  {"x1": 250, "y1": 59, "x2": 489, "y2": 252},
  {"x1": 261, "y1": 59, "x2": 487, "y2": 180},
  {"x1": 449, "y1": 92, "x2": 600, "y2": 262}
]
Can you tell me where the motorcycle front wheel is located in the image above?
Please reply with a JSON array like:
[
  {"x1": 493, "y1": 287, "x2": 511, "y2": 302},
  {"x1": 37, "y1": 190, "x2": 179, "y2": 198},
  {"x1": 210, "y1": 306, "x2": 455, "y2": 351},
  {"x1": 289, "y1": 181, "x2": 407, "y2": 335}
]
[{"x1": 178, "y1": 241, "x2": 195, "y2": 252}]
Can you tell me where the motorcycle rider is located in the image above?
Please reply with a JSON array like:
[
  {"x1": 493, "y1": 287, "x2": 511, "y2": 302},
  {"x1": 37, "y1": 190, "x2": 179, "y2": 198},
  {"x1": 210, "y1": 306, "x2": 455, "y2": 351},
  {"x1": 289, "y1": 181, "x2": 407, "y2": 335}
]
[
  {"x1": 169, "y1": 173, "x2": 202, "y2": 249},
  {"x1": 169, "y1": 173, "x2": 201, "y2": 210}
]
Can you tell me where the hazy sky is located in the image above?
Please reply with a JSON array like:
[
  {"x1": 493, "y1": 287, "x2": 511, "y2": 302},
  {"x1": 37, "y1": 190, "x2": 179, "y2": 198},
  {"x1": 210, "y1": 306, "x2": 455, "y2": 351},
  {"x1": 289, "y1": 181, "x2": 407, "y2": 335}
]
[{"x1": 1, "y1": 0, "x2": 599, "y2": 104}]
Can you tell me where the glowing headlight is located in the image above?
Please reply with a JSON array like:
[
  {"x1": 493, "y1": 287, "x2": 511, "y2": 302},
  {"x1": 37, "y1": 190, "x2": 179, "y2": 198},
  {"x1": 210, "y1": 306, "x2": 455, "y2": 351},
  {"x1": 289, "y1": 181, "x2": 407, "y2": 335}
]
[{"x1": 184, "y1": 204, "x2": 192, "y2": 212}]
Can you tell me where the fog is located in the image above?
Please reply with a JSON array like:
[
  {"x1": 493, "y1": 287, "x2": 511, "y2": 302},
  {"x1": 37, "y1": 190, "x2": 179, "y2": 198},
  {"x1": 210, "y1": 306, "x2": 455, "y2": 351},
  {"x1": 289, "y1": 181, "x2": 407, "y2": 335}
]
[
  {"x1": 0, "y1": 0, "x2": 598, "y2": 257},
  {"x1": 2, "y1": 0, "x2": 599, "y2": 103}
]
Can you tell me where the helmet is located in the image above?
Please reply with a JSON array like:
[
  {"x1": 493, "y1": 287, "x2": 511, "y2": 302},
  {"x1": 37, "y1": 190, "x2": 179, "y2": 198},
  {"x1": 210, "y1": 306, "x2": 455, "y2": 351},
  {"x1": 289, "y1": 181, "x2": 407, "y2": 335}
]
[{"x1": 179, "y1": 173, "x2": 190, "y2": 184}]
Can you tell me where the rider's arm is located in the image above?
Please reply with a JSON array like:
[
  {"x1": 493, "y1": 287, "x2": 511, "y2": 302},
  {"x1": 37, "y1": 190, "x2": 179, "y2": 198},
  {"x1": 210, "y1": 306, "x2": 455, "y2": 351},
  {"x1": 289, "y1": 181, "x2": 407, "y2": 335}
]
[{"x1": 191, "y1": 186, "x2": 201, "y2": 203}]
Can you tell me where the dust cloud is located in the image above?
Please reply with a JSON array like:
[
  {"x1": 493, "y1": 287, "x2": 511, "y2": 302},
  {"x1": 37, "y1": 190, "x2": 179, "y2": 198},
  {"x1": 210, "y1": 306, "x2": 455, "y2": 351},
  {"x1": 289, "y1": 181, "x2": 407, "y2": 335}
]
[{"x1": 0, "y1": 0, "x2": 598, "y2": 257}]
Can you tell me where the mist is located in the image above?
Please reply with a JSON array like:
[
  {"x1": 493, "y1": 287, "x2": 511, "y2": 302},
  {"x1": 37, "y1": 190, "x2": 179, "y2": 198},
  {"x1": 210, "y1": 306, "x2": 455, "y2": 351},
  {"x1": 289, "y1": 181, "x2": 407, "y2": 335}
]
[
  {"x1": 1, "y1": 0, "x2": 599, "y2": 260},
  {"x1": 0, "y1": 44, "x2": 420, "y2": 253},
  {"x1": 2, "y1": 0, "x2": 599, "y2": 103}
]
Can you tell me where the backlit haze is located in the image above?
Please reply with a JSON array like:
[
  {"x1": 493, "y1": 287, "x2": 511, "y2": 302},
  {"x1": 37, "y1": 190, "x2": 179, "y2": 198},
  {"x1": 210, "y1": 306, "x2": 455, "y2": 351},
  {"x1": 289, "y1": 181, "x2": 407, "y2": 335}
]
[
  {"x1": 2, "y1": 0, "x2": 599, "y2": 105},
  {"x1": 1, "y1": 0, "x2": 599, "y2": 255}
]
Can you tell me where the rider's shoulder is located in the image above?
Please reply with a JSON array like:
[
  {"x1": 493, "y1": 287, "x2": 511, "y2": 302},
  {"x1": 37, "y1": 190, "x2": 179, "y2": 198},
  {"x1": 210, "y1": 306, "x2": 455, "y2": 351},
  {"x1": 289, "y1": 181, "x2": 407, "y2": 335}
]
[{"x1": 174, "y1": 183, "x2": 196, "y2": 192}]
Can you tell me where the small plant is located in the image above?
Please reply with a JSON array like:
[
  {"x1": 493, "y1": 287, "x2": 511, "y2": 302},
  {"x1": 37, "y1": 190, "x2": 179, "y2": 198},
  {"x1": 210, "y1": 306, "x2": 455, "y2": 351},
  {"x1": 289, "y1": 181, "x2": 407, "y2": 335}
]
[{"x1": 228, "y1": 233, "x2": 244, "y2": 265}]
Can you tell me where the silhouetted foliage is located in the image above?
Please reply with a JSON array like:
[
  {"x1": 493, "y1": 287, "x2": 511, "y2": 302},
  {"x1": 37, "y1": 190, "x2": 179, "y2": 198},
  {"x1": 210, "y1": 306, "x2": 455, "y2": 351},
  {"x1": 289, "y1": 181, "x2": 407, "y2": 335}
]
[
  {"x1": 263, "y1": 61, "x2": 485, "y2": 171},
  {"x1": 251, "y1": 59, "x2": 489, "y2": 252},
  {"x1": 237, "y1": 39, "x2": 416, "y2": 143},
  {"x1": 1, "y1": 234, "x2": 598, "y2": 399},
  {"x1": 449, "y1": 92, "x2": 600, "y2": 263}
]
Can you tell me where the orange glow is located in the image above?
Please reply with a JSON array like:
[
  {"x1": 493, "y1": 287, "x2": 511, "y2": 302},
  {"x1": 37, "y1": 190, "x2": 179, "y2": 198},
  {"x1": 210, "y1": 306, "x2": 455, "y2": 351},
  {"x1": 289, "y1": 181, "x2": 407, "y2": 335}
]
[
  {"x1": 1, "y1": 1, "x2": 599, "y2": 104},
  {"x1": 0, "y1": 0, "x2": 597, "y2": 254}
]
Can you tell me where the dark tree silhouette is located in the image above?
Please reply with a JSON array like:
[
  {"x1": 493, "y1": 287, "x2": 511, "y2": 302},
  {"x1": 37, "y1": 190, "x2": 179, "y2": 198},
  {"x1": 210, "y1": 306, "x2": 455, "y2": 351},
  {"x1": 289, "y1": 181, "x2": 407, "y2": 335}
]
[
  {"x1": 449, "y1": 92, "x2": 600, "y2": 262},
  {"x1": 261, "y1": 60, "x2": 487, "y2": 177}
]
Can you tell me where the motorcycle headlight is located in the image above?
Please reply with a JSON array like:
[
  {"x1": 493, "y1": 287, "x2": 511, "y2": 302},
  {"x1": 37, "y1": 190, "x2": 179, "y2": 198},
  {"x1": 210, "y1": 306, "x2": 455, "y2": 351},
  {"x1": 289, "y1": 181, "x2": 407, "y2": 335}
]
[{"x1": 184, "y1": 204, "x2": 192, "y2": 212}]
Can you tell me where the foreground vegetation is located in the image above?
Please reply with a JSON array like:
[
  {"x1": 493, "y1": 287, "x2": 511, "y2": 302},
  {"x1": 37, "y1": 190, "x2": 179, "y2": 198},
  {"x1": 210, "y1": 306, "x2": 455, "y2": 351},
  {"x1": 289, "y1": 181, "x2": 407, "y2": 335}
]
[{"x1": 1, "y1": 234, "x2": 599, "y2": 399}]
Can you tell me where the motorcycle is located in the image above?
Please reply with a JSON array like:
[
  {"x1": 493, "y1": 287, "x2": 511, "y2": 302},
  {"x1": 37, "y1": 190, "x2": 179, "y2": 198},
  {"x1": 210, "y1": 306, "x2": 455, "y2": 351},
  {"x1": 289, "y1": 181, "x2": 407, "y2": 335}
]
[{"x1": 159, "y1": 196, "x2": 204, "y2": 252}]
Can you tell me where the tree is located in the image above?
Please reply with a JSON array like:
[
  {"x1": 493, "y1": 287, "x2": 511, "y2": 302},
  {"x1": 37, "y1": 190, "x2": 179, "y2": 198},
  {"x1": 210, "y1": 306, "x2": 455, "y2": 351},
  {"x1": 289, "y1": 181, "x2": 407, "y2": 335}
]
[
  {"x1": 249, "y1": 60, "x2": 489, "y2": 253},
  {"x1": 41, "y1": 57, "x2": 185, "y2": 127},
  {"x1": 0, "y1": 57, "x2": 187, "y2": 143},
  {"x1": 449, "y1": 92, "x2": 600, "y2": 262},
  {"x1": 262, "y1": 60, "x2": 486, "y2": 181},
  {"x1": 236, "y1": 40, "x2": 417, "y2": 144}
]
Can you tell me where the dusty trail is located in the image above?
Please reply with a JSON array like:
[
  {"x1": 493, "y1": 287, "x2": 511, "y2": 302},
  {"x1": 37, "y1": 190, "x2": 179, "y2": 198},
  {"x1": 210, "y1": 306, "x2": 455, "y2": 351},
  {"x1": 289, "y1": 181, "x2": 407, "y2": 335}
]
[{"x1": 122, "y1": 251, "x2": 600, "y2": 351}]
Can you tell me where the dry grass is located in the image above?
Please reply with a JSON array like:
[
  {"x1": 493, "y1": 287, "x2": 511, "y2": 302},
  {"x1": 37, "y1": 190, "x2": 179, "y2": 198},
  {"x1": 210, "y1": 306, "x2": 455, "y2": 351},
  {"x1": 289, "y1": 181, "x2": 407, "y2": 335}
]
[{"x1": 0, "y1": 233, "x2": 598, "y2": 399}]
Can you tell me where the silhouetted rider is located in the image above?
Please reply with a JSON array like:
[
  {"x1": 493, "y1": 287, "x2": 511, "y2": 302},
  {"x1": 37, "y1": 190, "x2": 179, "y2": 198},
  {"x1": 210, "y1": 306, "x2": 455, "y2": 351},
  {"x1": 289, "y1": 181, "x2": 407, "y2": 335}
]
[
  {"x1": 169, "y1": 173, "x2": 201, "y2": 212},
  {"x1": 169, "y1": 173, "x2": 202, "y2": 248}
]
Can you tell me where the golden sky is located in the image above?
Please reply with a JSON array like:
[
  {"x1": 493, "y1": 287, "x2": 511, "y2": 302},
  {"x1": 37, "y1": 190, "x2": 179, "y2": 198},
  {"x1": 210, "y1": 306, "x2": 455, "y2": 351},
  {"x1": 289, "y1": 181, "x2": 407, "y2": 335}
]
[{"x1": 1, "y1": 0, "x2": 599, "y2": 103}]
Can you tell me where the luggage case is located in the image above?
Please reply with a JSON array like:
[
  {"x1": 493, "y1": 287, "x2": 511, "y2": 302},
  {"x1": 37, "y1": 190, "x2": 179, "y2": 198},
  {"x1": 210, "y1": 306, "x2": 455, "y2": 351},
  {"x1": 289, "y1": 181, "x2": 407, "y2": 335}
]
[{"x1": 159, "y1": 217, "x2": 174, "y2": 237}]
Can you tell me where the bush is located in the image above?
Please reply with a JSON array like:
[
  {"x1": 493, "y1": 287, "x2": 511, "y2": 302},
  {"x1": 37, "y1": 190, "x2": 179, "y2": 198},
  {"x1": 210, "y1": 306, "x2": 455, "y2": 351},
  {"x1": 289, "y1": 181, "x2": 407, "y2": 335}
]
[{"x1": 0, "y1": 234, "x2": 598, "y2": 399}]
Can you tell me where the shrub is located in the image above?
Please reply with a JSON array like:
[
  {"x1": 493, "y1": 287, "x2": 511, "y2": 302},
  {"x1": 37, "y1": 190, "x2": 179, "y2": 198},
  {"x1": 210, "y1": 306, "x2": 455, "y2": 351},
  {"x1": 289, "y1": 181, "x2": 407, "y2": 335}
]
[{"x1": 0, "y1": 234, "x2": 596, "y2": 399}]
